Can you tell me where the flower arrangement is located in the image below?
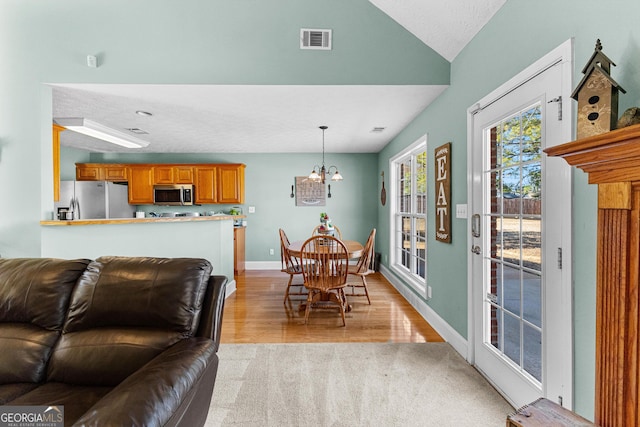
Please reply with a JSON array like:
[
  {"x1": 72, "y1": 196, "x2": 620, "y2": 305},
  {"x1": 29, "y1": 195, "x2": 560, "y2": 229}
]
[{"x1": 319, "y1": 212, "x2": 333, "y2": 231}]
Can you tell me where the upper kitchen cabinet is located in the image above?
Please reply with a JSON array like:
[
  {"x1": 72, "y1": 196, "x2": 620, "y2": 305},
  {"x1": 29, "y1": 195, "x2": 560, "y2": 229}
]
[
  {"x1": 194, "y1": 164, "x2": 245, "y2": 204},
  {"x1": 76, "y1": 163, "x2": 128, "y2": 182},
  {"x1": 217, "y1": 164, "x2": 245, "y2": 204},
  {"x1": 75, "y1": 162, "x2": 245, "y2": 205},
  {"x1": 154, "y1": 165, "x2": 194, "y2": 184},
  {"x1": 128, "y1": 165, "x2": 154, "y2": 204},
  {"x1": 194, "y1": 166, "x2": 217, "y2": 204}
]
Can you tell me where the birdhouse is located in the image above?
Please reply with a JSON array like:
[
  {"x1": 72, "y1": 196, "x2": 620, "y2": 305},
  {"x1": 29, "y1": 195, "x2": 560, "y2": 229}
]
[{"x1": 571, "y1": 39, "x2": 626, "y2": 139}]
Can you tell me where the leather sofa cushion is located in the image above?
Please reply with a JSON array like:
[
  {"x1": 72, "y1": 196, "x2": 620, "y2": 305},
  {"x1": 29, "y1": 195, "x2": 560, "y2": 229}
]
[
  {"x1": 0, "y1": 324, "x2": 60, "y2": 383},
  {"x1": 64, "y1": 257, "x2": 213, "y2": 335},
  {"x1": 50, "y1": 257, "x2": 213, "y2": 386},
  {"x1": 48, "y1": 328, "x2": 183, "y2": 386},
  {"x1": 7, "y1": 382, "x2": 112, "y2": 426},
  {"x1": 0, "y1": 258, "x2": 90, "y2": 384},
  {"x1": 0, "y1": 258, "x2": 90, "y2": 329},
  {"x1": 0, "y1": 383, "x2": 39, "y2": 405},
  {"x1": 73, "y1": 338, "x2": 217, "y2": 426}
]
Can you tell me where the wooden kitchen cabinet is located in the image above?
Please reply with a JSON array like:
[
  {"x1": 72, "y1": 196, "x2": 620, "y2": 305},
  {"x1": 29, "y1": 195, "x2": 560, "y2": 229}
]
[
  {"x1": 195, "y1": 166, "x2": 217, "y2": 204},
  {"x1": 74, "y1": 162, "x2": 245, "y2": 205},
  {"x1": 76, "y1": 164, "x2": 103, "y2": 181},
  {"x1": 103, "y1": 165, "x2": 128, "y2": 181},
  {"x1": 53, "y1": 124, "x2": 64, "y2": 202},
  {"x1": 76, "y1": 163, "x2": 127, "y2": 182},
  {"x1": 154, "y1": 165, "x2": 193, "y2": 184},
  {"x1": 234, "y1": 226, "x2": 246, "y2": 274},
  {"x1": 217, "y1": 164, "x2": 245, "y2": 204},
  {"x1": 127, "y1": 165, "x2": 154, "y2": 204}
]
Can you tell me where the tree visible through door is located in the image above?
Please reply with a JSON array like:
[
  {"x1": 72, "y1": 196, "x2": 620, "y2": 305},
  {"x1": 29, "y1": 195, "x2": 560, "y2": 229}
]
[{"x1": 487, "y1": 103, "x2": 543, "y2": 382}]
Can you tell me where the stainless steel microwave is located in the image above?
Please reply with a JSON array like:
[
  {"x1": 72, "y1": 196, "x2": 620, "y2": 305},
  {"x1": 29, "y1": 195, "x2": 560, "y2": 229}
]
[{"x1": 153, "y1": 185, "x2": 193, "y2": 206}]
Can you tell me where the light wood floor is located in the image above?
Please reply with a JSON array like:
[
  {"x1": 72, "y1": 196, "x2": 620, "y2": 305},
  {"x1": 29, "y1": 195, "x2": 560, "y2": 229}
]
[{"x1": 220, "y1": 270, "x2": 444, "y2": 343}]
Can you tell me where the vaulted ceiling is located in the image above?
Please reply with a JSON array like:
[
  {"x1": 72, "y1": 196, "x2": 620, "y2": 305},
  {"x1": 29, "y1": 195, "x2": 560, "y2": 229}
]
[{"x1": 54, "y1": 1, "x2": 506, "y2": 154}]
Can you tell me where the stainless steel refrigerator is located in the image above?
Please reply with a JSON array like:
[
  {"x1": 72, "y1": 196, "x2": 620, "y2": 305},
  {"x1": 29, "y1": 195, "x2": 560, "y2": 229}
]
[{"x1": 55, "y1": 181, "x2": 132, "y2": 220}]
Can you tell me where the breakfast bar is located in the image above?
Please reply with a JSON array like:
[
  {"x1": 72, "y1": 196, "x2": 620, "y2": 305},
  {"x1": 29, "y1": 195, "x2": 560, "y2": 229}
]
[{"x1": 40, "y1": 215, "x2": 244, "y2": 294}]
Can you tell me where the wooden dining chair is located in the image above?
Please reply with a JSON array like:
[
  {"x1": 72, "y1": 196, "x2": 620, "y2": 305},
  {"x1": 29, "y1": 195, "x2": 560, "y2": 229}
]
[
  {"x1": 279, "y1": 229, "x2": 307, "y2": 304},
  {"x1": 300, "y1": 235, "x2": 350, "y2": 326},
  {"x1": 311, "y1": 224, "x2": 343, "y2": 240},
  {"x1": 347, "y1": 228, "x2": 376, "y2": 304}
]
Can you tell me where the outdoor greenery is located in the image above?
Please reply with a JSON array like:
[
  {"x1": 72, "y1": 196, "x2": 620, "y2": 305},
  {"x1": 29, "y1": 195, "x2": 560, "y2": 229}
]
[{"x1": 496, "y1": 104, "x2": 542, "y2": 198}]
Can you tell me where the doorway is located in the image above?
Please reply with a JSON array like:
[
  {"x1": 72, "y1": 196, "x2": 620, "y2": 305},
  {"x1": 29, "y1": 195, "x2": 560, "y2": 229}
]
[{"x1": 468, "y1": 40, "x2": 573, "y2": 409}]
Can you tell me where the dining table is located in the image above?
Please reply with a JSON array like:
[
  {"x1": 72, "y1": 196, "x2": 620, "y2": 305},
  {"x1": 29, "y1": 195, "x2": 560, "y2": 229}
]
[
  {"x1": 287, "y1": 238, "x2": 364, "y2": 313},
  {"x1": 287, "y1": 239, "x2": 364, "y2": 259}
]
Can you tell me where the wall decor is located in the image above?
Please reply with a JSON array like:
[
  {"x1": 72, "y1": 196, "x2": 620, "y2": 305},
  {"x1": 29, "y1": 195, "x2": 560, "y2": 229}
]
[
  {"x1": 295, "y1": 176, "x2": 326, "y2": 206},
  {"x1": 571, "y1": 39, "x2": 626, "y2": 139},
  {"x1": 435, "y1": 142, "x2": 451, "y2": 243},
  {"x1": 381, "y1": 171, "x2": 387, "y2": 206}
]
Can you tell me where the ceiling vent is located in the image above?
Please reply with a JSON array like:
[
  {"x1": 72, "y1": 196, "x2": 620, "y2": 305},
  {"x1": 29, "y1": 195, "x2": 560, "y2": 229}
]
[
  {"x1": 300, "y1": 28, "x2": 332, "y2": 50},
  {"x1": 126, "y1": 128, "x2": 149, "y2": 135}
]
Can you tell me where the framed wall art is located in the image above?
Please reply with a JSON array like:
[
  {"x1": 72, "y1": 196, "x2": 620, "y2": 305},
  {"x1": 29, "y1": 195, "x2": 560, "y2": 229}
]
[
  {"x1": 435, "y1": 142, "x2": 451, "y2": 243},
  {"x1": 295, "y1": 176, "x2": 326, "y2": 206}
]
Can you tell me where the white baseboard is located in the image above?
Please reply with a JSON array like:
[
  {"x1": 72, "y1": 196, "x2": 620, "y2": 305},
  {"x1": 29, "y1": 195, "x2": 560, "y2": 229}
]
[
  {"x1": 379, "y1": 264, "x2": 469, "y2": 359},
  {"x1": 247, "y1": 261, "x2": 281, "y2": 270}
]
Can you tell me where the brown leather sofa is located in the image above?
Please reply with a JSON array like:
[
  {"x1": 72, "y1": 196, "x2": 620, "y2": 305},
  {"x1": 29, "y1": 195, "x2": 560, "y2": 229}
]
[{"x1": 0, "y1": 256, "x2": 227, "y2": 427}]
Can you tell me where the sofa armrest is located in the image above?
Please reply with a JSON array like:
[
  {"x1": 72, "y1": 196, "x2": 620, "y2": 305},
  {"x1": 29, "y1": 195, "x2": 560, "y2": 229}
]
[
  {"x1": 196, "y1": 275, "x2": 227, "y2": 350},
  {"x1": 73, "y1": 338, "x2": 217, "y2": 427}
]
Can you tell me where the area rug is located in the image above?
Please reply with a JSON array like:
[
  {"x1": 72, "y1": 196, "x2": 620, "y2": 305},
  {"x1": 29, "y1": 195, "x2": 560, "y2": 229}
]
[{"x1": 205, "y1": 342, "x2": 513, "y2": 426}]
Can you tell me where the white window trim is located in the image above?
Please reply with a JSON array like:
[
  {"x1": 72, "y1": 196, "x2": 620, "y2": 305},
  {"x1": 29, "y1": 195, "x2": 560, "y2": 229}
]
[{"x1": 389, "y1": 134, "x2": 428, "y2": 297}]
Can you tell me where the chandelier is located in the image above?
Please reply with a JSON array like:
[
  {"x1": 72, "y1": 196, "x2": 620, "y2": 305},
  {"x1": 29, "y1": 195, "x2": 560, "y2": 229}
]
[{"x1": 309, "y1": 125, "x2": 343, "y2": 184}]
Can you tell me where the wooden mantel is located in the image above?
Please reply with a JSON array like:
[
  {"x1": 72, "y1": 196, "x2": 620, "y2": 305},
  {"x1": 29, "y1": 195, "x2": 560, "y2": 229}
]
[
  {"x1": 545, "y1": 123, "x2": 640, "y2": 184},
  {"x1": 545, "y1": 122, "x2": 640, "y2": 427}
]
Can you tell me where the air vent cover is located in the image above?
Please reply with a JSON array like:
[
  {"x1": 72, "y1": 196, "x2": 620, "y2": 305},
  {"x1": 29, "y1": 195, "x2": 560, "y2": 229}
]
[
  {"x1": 300, "y1": 28, "x2": 332, "y2": 50},
  {"x1": 126, "y1": 128, "x2": 149, "y2": 135}
]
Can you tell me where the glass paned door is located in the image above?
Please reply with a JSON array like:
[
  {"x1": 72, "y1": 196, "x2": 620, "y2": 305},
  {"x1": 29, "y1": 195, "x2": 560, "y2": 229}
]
[
  {"x1": 470, "y1": 41, "x2": 573, "y2": 409},
  {"x1": 487, "y1": 104, "x2": 543, "y2": 382}
]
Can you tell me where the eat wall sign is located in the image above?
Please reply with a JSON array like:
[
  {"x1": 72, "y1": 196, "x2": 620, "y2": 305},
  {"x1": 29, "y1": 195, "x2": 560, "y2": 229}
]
[{"x1": 435, "y1": 142, "x2": 451, "y2": 243}]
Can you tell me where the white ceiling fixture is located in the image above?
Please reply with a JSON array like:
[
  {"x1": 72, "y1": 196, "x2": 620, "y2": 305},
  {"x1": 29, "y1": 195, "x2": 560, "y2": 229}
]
[{"x1": 54, "y1": 118, "x2": 150, "y2": 149}]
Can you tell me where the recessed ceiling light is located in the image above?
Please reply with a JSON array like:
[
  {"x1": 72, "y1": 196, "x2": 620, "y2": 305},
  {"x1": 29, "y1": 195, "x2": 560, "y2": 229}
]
[{"x1": 135, "y1": 110, "x2": 153, "y2": 117}]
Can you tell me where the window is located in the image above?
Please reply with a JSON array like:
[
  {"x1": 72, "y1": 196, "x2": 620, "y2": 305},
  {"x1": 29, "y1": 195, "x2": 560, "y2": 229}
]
[{"x1": 390, "y1": 136, "x2": 427, "y2": 293}]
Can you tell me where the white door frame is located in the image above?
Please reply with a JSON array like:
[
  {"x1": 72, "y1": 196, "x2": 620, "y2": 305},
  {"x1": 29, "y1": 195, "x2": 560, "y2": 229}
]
[{"x1": 466, "y1": 39, "x2": 574, "y2": 408}]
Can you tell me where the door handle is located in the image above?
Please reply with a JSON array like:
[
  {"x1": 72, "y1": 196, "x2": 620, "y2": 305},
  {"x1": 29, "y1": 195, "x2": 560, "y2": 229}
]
[
  {"x1": 472, "y1": 214, "x2": 481, "y2": 238},
  {"x1": 471, "y1": 245, "x2": 481, "y2": 255}
]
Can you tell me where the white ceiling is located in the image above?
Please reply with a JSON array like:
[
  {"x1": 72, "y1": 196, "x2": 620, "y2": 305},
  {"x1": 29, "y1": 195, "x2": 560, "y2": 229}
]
[
  {"x1": 368, "y1": 0, "x2": 507, "y2": 62},
  {"x1": 53, "y1": 1, "x2": 505, "y2": 154}
]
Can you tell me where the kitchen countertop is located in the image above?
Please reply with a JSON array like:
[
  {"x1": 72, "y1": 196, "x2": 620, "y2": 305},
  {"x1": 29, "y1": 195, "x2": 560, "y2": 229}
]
[{"x1": 40, "y1": 214, "x2": 245, "y2": 226}]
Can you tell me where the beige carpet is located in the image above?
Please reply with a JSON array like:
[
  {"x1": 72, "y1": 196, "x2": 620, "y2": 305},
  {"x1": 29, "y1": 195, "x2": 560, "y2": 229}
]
[{"x1": 205, "y1": 342, "x2": 514, "y2": 426}]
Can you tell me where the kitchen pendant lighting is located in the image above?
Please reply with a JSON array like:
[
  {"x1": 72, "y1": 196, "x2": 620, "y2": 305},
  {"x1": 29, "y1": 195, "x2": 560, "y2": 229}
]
[
  {"x1": 54, "y1": 118, "x2": 150, "y2": 149},
  {"x1": 309, "y1": 125, "x2": 343, "y2": 184}
]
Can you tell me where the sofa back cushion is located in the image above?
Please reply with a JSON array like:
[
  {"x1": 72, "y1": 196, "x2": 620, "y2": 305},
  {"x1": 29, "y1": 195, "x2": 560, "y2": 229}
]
[
  {"x1": 0, "y1": 258, "x2": 90, "y2": 383},
  {"x1": 48, "y1": 256, "x2": 213, "y2": 386}
]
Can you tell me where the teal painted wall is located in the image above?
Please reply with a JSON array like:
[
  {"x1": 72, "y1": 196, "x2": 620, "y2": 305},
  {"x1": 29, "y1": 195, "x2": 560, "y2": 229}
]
[
  {"x1": 0, "y1": 0, "x2": 448, "y2": 258},
  {"x1": 80, "y1": 152, "x2": 378, "y2": 261},
  {"x1": 4, "y1": 0, "x2": 640, "y2": 421},
  {"x1": 376, "y1": 0, "x2": 640, "y2": 419}
]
